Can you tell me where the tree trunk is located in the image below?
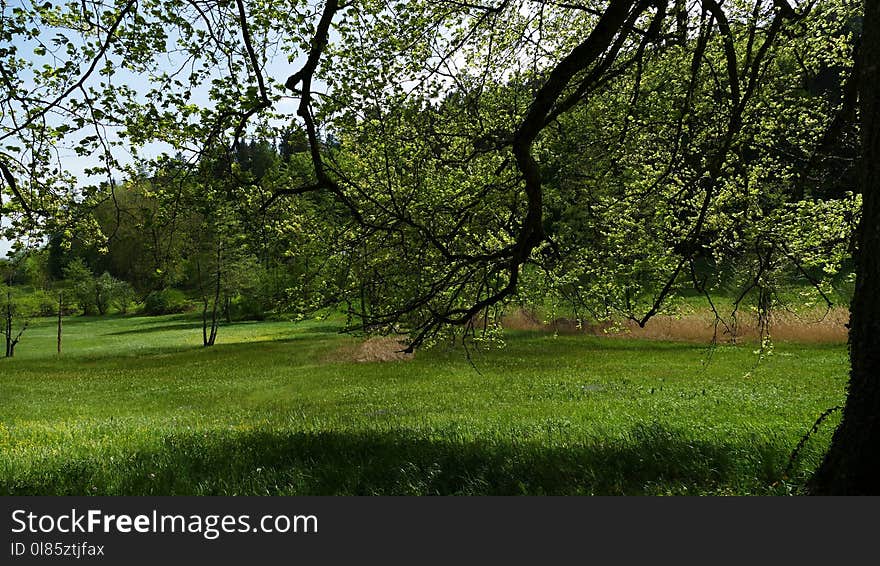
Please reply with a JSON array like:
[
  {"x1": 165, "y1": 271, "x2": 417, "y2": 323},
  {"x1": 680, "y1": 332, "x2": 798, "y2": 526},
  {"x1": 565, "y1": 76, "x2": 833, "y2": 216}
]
[
  {"x1": 57, "y1": 291, "x2": 63, "y2": 355},
  {"x1": 4, "y1": 294, "x2": 12, "y2": 358},
  {"x1": 208, "y1": 249, "x2": 221, "y2": 346},
  {"x1": 674, "y1": 0, "x2": 687, "y2": 46},
  {"x1": 202, "y1": 243, "x2": 222, "y2": 347},
  {"x1": 202, "y1": 298, "x2": 209, "y2": 347},
  {"x1": 810, "y1": 0, "x2": 880, "y2": 494},
  {"x1": 3, "y1": 290, "x2": 25, "y2": 358}
]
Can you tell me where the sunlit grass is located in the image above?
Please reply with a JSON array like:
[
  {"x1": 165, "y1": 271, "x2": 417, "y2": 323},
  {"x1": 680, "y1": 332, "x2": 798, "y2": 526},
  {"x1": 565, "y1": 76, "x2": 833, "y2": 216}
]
[{"x1": 0, "y1": 314, "x2": 848, "y2": 495}]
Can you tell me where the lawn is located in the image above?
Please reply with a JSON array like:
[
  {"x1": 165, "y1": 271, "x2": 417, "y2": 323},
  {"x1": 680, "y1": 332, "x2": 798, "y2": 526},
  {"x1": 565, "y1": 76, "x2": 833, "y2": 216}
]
[{"x1": 0, "y1": 314, "x2": 848, "y2": 495}]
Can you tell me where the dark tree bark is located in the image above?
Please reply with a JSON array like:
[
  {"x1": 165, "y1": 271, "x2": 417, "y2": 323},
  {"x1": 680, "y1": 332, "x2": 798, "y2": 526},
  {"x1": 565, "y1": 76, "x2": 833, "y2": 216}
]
[
  {"x1": 57, "y1": 291, "x2": 63, "y2": 355},
  {"x1": 200, "y1": 243, "x2": 221, "y2": 347},
  {"x1": 674, "y1": 0, "x2": 687, "y2": 46},
  {"x1": 810, "y1": 0, "x2": 880, "y2": 495},
  {"x1": 3, "y1": 290, "x2": 27, "y2": 358},
  {"x1": 4, "y1": 292, "x2": 12, "y2": 358},
  {"x1": 208, "y1": 244, "x2": 221, "y2": 346}
]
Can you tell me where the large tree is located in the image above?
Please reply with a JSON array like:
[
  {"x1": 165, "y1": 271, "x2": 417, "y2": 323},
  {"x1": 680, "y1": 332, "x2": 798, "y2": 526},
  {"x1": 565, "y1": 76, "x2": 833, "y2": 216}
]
[{"x1": 810, "y1": 0, "x2": 880, "y2": 495}]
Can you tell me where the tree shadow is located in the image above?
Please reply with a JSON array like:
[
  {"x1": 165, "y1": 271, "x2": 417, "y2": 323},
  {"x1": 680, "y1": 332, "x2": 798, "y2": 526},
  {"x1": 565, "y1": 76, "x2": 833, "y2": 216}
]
[
  {"x1": 105, "y1": 322, "x2": 206, "y2": 335},
  {"x1": 2, "y1": 424, "x2": 801, "y2": 496},
  {"x1": 103, "y1": 319, "x2": 343, "y2": 337}
]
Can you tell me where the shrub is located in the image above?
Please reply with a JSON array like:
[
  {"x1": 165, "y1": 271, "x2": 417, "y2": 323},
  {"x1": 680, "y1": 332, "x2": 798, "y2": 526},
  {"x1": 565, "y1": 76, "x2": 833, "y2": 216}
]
[
  {"x1": 143, "y1": 289, "x2": 191, "y2": 315},
  {"x1": 28, "y1": 290, "x2": 60, "y2": 317},
  {"x1": 94, "y1": 272, "x2": 116, "y2": 315},
  {"x1": 230, "y1": 294, "x2": 266, "y2": 321},
  {"x1": 63, "y1": 258, "x2": 98, "y2": 315},
  {"x1": 111, "y1": 280, "x2": 137, "y2": 314}
]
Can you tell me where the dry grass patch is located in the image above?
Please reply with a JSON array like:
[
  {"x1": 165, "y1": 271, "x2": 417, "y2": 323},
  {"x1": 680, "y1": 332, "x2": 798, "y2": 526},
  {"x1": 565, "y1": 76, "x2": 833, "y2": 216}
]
[
  {"x1": 331, "y1": 336, "x2": 415, "y2": 363},
  {"x1": 500, "y1": 307, "x2": 849, "y2": 344}
]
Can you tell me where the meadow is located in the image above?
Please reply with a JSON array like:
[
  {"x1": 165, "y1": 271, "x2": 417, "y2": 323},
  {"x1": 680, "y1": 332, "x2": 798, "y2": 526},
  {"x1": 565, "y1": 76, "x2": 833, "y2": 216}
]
[{"x1": 0, "y1": 314, "x2": 848, "y2": 495}]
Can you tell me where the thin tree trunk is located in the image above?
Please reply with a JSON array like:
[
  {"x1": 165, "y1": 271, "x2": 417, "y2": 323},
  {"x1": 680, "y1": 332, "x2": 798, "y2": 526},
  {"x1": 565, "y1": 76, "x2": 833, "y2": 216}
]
[
  {"x1": 202, "y1": 299, "x2": 209, "y2": 347},
  {"x1": 810, "y1": 0, "x2": 880, "y2": 494},
  {"x1": 208, "y1": 245, "x2": 221, "y2": 346},
  {"x1": 4, "y1": 290, "x2": 26, "y2": 358},
  {"x1": 57, "y1": 291, "x2": 63, "y2": 355},
  {"x1": 4, "y1": 294, "x2": 11, "y2": 358},
  {"x1": 196, "y1": 254, "x2": 210, "y2": 347},
  {"x1": 674, "y1": 0, "x2": 687, "y2": 46}
]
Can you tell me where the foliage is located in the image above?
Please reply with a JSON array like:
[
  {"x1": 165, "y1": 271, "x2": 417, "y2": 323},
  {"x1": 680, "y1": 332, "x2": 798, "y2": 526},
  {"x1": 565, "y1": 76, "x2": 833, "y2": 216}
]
[
  {"x1": 62, "y1": 258, "x2": 98, "y2": 315},
  {"x1": 0, "y1": 284, "x2": 33, "y2": 357},
  {"x1": 142, "y1": 289, "x2": 191, "y2": 316},
  {"x1": 62, "y1": 259, "x2": 135, "y2": 315},
  {"x1": 16, "y1": 289, "x2": 60, "y2": 317},
  {"x1": 0, "y1": 0, "x2": 863, "y2": 345},
  {"x1": 109, "y1": 277, "x2": 136, "y2": 315},
  {"x1": 94, "y1": 272, "x2": 118, "y2": 316},
  {"x1": 21, "y1": 250, "x2": 51, "y2": 290}
]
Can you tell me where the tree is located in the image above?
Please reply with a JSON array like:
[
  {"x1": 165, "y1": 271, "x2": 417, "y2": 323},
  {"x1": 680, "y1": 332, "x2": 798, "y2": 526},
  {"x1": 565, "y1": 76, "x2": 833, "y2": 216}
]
[
  {"x1": 1, "y1": 263, "x2": 25, "y2": 358},
  {"x1": 186, "y1": 153, "x2": 248, "y2": 347},
  {"x1": 94, "y1": 272, "x2": 118, "y2": 315},
  {"x1": 63, "y1": 258, "x2": 99, "y2": 316},
  {"x1": 1, "y1": 286, "x2": 28, "y2": 358},
  {"x1": 111, "y1": 279, "x2": 136, "y2": 314},
  {"x1": 277, "y1": 0, "x2": 855, "y2": 349},
  {"x1": 0, "y1": 252, "x2": 34, "y2": 357},
  {"x1": 89, "y1": 177, "x2": 187, "y2": 293},
  {"x1": 810, "y1": 0, "x2": 880, "y2": 495},
  {"x1": 22, "y1": 249, "x2": 51, "y2": 290}
]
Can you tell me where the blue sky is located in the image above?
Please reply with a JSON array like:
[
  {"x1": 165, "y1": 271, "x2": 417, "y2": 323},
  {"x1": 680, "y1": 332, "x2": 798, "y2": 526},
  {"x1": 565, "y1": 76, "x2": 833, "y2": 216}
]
[{"x1": 2, "y1": 2, "x2": 312, "y2": 259}]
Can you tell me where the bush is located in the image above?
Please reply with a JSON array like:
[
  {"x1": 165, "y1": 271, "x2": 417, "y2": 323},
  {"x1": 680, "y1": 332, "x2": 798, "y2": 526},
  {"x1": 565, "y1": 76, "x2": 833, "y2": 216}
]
[
  {"x1": 230, "y1": 294, "x2": 266, "y2": 321},
  {"x1": 94, "y1": 272, "x2": 116, "y2": 315},
  {"x1": 111, "y1": 280, "x2": 137, "y2": 314},
  {"x1": 62, "y1": 262, "x2": 136, "y2": 316},
  {"x1": 143, "y1": 289, "x2": 191, "y2": 315},
  {"x1": 29, "y1": 290, "x2": 60, "y2": 317},
  {"x1": 63, "y1": 258, "x2": 98, "y2": 315}
]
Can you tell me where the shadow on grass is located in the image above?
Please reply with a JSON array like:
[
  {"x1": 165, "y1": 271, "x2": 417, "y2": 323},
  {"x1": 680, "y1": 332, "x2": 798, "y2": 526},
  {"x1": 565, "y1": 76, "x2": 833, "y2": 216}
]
[
  {"x1": 268, "y1": 323, "x2": 356, "y2": 339},
  {"x1": 1, "y1": 424, "x2": 800, "y2": 496},
  {"x1": 449, "y1": 332, "x2": 719, "y2": 354},
  {"x1": 105, "y1": 322, "x2": 206, "y2": 336},
  {"x1": 104, "y1": 319, "x2": 344, "y2": 337}
]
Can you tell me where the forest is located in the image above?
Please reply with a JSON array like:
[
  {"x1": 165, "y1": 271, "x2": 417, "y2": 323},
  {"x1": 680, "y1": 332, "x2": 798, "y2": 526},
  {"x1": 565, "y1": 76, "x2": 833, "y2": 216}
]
[{"x1": 0, "y1": 0, "x2": 877, "y2": 495}]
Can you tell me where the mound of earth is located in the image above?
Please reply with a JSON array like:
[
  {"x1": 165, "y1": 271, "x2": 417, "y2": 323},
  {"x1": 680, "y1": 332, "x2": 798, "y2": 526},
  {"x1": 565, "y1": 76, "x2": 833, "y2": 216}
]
[{"x1": 335, "y1": 336, "x2": 415, "y2": 363}]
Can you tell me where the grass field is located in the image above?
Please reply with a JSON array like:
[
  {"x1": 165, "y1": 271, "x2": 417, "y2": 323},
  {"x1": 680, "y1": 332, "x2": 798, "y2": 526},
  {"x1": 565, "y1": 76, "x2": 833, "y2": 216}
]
[{"x1": 0, "y1": 314, "x2": 848, "y2": 495}]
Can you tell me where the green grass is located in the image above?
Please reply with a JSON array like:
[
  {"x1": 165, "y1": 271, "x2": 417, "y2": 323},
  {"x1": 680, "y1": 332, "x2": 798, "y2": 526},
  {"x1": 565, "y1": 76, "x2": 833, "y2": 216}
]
[{"x1": 0, "y1": 314, "x2": 848, "y2": 495}]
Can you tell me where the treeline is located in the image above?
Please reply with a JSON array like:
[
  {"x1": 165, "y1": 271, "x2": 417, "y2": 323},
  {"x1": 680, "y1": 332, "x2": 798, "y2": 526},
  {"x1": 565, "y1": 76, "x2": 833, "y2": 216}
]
[
  {"x1": 1, "y1": 128, "x2": 342, "y2": 331},
  {"x1": 0, "y1": 0, "x2": 863, "y2": 351}
]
